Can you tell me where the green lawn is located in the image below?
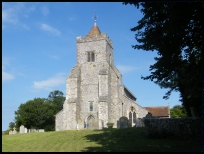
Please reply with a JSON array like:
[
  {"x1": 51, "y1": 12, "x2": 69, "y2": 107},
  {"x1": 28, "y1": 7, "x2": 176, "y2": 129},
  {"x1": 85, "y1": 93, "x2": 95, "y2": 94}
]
[{"x1": 2, "y1": 127, "x2": 201, "y2": 152}]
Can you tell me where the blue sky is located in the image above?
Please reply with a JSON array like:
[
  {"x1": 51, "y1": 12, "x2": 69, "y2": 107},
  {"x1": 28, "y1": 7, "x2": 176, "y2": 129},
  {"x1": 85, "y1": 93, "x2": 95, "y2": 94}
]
[{"x1": 2, "y1": 2, "x2": 181, "y2": 131}]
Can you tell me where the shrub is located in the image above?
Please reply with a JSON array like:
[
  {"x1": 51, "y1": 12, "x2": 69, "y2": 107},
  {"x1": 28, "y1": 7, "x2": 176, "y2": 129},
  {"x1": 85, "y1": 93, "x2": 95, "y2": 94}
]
[{"x1": 107, "y1": 122, "x2": 114, "y2": 128}]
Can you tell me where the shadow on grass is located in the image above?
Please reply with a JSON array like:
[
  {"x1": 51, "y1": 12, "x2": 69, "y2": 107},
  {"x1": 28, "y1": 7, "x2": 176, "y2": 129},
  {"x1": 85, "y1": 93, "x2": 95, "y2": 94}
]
[
  {"x1": 81, "y1": 127, "x2": 151, "y2": 152},
  {"x1": 81, "y1": 127, "x2": 202, "y2": 152}
]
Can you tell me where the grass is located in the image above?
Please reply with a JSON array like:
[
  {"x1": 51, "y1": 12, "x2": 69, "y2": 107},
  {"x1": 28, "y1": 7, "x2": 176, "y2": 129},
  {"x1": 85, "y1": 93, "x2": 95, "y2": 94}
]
[{"x1": 2, "y1": 127, "x2": 201, "y2": 152}]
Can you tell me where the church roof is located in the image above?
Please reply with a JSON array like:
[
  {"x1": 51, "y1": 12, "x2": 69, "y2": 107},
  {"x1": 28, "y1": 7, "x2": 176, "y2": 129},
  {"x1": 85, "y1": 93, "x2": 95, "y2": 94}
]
[
  {"x1": 144, "y1": 106, "x2": 170, "y2": 117},
  {"x1": 87, "y1": 25, "x2": 101, "y2": 37}
]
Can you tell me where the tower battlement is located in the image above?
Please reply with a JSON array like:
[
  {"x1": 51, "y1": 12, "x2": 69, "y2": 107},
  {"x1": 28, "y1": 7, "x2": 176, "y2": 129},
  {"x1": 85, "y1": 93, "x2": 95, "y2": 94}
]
[{"x1": 76, "y1": 33, "x2": 113, "y2": 48}]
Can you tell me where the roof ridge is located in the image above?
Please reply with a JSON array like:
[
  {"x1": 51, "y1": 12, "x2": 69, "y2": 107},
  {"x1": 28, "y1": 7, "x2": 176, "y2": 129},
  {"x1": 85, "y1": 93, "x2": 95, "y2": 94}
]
[{"x1": 144, "y1": 106, "x2": 168, "y2": 108}]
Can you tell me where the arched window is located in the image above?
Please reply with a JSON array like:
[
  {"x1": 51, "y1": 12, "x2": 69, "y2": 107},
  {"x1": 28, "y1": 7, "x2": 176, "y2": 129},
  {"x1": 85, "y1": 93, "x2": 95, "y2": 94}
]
[
  {"x1": 129, "y1": 112, "x2": 132, "y2": 123},
  {"x1": 133, "y1": 112, "x2": 136, "y2": 123},
  {"x1": 128, "y1": 106, "x2": 137, "y2": 127}
]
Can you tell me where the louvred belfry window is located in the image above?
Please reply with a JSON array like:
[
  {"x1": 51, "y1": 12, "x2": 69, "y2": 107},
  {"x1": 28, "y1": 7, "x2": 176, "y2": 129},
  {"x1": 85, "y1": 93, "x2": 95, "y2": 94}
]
[{"x1": 87, "y1": 51, "x2": 95, "y2": 62}]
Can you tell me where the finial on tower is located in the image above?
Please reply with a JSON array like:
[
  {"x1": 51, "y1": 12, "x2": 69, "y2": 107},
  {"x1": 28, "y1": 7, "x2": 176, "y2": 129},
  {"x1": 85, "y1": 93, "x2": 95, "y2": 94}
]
[{"x1": 93, "y1": 10, "x2": 98, "y2": 26}]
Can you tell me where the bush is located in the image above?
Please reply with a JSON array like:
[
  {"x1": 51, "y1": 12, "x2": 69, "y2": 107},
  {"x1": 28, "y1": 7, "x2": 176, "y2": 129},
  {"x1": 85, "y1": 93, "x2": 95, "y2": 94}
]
[{"x1": 107, "y1": 122, "x2": 114, "y2": 128}]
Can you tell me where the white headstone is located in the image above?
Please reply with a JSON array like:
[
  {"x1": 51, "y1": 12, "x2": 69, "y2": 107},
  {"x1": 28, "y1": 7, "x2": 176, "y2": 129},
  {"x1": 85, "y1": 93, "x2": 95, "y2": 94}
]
[
  {"x1": 9, "y1": 130, "x2": 13, "y2": 135},
  {"x1": 24, "y1": 127, "x2": 27, "y2": 133},
  {"x1": 20, "y1": 125, "x2": 25, "y2": 133},
  {"x1": 38, "y1": 129, "x2": 44, "y2": 132},
  {"x1": 12, "y1": 127, "x2": 17, "y2": 134}
]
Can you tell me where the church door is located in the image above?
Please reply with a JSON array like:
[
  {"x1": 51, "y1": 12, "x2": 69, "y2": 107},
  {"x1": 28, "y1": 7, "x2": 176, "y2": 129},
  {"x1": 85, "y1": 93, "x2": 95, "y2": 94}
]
[{"x1": 87, "y1": 115, "x2": 97, "y2": 129}]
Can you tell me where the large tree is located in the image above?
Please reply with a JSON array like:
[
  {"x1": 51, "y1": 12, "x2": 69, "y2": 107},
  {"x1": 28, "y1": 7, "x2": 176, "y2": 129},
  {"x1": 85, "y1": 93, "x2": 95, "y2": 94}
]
[
  {"x1": 123, "y1": 2, "x2": 202, "y2": 117},
  {"x1": 170, "y1": 105, "x2": 187, "y2": 118},
  {"x1": 14, "y1": 90, "x2": 65, "y2": 131},
  {"x1": 14, "y1": 98, "x2": 53, "y2": 130},
  {"x1": 47, "y1": 90, "x2": 65, "y2": 114}
]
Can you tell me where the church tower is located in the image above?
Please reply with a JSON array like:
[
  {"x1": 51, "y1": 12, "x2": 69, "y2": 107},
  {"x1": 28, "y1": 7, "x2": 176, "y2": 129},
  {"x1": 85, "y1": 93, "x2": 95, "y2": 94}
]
[
  {"x1": 73, "y1": 13, "x2": 117, "y2": 129},
  {"x1": 55, "y1": 14, "x2": 148, "y2": 131}
]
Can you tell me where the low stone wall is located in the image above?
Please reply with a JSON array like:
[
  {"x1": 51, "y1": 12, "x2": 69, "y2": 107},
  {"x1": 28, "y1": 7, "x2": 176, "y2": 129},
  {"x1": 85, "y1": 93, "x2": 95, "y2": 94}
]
[{"x1": 143, "y1": 117, "x2": 201, "y2": 138}]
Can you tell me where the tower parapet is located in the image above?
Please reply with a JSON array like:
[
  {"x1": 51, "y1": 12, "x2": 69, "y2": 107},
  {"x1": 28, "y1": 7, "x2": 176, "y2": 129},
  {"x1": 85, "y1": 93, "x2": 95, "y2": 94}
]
[{"x1": 76, "y1": 33, "x2": 113, "y2": 49}]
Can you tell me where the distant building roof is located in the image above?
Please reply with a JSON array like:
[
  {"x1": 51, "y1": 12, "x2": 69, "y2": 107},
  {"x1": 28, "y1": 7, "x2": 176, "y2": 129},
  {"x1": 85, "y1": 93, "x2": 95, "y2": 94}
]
[{"x1": 144, "y1": 106, "x2": 170, "y2": 117}]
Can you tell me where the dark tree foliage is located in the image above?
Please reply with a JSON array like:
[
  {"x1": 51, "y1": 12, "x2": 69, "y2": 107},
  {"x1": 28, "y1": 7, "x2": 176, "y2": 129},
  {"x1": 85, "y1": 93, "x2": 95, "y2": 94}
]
[
  {"x1": 47, "y1": 90, "x2": 65, "y2": 114},
  {"x1": 123, "y1": 2, "x2": 202, "y2": 117}
]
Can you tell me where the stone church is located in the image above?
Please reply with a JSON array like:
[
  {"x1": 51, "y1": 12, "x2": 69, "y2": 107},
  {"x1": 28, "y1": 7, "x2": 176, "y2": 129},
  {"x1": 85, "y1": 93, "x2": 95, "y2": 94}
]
[{"x1": 55, "y1": 17, "x2": 169, "y2": 131}]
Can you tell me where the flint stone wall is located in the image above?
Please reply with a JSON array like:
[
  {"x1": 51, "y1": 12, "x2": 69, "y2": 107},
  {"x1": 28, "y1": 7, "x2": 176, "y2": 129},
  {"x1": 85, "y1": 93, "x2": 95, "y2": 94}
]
[{"x1": 143, "y1": 117, "x2": 201, "y2": 138}]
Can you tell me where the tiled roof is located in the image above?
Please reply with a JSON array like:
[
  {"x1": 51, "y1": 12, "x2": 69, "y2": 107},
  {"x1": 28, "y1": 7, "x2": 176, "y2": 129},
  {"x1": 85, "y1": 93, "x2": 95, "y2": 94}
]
[
  {"x1": 144, "y1": 106, "x2": 169, "y2": 117},
  {"x1": 87, "y1": 25, "x2": 101, "y2": 37}
]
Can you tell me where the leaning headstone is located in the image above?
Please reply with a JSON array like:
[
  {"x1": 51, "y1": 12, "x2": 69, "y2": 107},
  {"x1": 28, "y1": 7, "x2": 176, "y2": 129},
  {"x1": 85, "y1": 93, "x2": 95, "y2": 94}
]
[{"x1": 20, "y1": 125, "x2": 25, "y2": 134}]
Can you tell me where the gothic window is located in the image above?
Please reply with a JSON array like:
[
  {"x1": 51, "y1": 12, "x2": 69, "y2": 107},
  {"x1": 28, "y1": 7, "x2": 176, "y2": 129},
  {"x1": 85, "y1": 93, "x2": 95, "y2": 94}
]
[
  {"x1": 90, "y1": 102, "x2": 93, "y2": 111},
  {"x1": 129, "y1": 112, "x2": 132, "y2": 123},
  {"x1": 133, "y1": 112, "x2": 136, "y2": 123},
  {"x1": 128, "y1": 106, "x2": 137, "y2": 127},
  {"x1": 87, "y1": 51, "x2": 95, "y2": 62}
]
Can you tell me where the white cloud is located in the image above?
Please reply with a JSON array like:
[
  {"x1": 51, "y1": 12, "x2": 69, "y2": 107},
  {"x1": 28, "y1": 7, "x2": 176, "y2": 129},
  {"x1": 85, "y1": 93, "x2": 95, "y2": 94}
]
[
  {"x1": 33, "y1": 73, "x2": 66, "y2": 90},
  {"x1": 2, "y1": 66, "x2": 14, "y2": 82},
  {"x1": 2, "y1": 71, "x2": 15, "y2": 82},
  {"x1": 116, "y1": 65, "x2": 137, "y2": 74},
  {"x1": 27, "y1": 5, "x2": 35, "y2": 12},
  {"x1": 69, "y1": 16, "x2": 75, "y2": 21},
  {"x1": 40, "y1": 23, "x2": 61, "y2": 36},
  {"x1": 49, "y1": 55, "x2": 60, "y2": 60},
  {"x1": 2, "y1": 3, "x2": 35, "y2": 29},
  {"x1": 125, "y1": 36, "x2": 134, "y2": 42},
  {"x1": 41, "y1": 6, "x2": 49, "y2": 16},
  {"x1": 2, "y1": 57, "x2": 13, "y2": 66},
  {"x1": 2, "y1": 8, "x2": 18, "y2": 24}
]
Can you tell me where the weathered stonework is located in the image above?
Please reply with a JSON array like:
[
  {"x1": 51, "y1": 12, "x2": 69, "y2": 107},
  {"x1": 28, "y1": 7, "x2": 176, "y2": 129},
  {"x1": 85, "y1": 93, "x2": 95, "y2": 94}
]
[{"x1": 55, "y1": 23, "x2": 148, "y2": 131}]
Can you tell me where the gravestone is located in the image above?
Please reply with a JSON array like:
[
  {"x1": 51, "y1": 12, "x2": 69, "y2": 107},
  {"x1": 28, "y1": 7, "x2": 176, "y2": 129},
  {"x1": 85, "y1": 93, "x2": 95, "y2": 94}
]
[
  {"x1": 9, "y1": 130, "x2": 13, "y2": 135},
  {"x1": 119, "y1": 116, "x2": 129, "y2": 129},
  {"x1": 20, "y1": 125, "x2": 25, "y2": 133},
  {"x1": 145, "y1": 112, "x2": 152, "y2": 118},
  {"x1": 135, "y1": 118, "x2": 145, "y2": 127},
  {"x1": 13, "y1": 127, "x2": 17, "y2": 135},
  {"x1": 24, "y1": 127, "x2": 27, "y2": 133},
  {"x1": 38, "y1": 129, "x2": 44, "y2": 132},
  {"x1": 77, "y1": 120, "x2": 84, "y2": 130}
]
